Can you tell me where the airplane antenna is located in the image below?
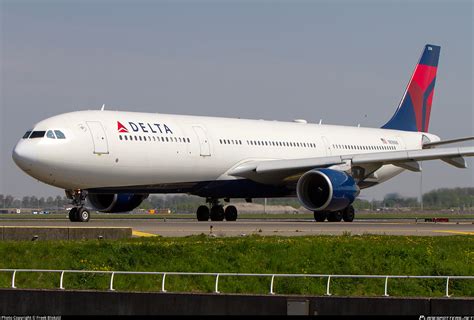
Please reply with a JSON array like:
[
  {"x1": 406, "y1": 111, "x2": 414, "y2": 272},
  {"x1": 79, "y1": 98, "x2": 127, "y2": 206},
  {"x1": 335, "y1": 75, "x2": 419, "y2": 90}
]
[
  {"x1": 358, "y1": 114, "x2": 367, "y2": 127},
  {"x1": 101, "y1": 104, "x2": 105, "y2": 111},
  {"x1": 319, "y1": 119, "x2": 322, "y2": 125}
]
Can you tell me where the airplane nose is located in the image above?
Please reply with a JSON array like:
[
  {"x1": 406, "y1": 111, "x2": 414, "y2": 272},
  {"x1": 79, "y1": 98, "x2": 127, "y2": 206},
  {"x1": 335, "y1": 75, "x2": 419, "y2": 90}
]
[{"x1": 12, "y1": 141, "x2": 36, "y2": 172}]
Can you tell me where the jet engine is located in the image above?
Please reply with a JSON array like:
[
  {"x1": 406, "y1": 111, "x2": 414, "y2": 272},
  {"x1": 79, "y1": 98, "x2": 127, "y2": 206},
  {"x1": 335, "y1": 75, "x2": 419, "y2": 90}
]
[
  {"x1": 88, "y1": 193, "x2": 149, "y2": 213},
  {"x1": 296, "y1": 168, "x2": 359, "y2": 212}
]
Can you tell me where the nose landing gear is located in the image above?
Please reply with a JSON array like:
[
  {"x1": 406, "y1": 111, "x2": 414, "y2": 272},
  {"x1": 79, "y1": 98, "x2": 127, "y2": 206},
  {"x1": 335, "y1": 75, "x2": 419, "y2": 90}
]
[{"x1": 66, "y1": 189, "x2": 90, "y2": 222}]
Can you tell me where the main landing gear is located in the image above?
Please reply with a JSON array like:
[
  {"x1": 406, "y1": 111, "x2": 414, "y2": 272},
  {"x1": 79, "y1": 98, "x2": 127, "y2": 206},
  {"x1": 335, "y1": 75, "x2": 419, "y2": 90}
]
[
  {"x1": 314, "y1": 205, "x2": 355, "y2": 222},
  {"x1": 66, "y1": 189, "x2": 90, "y2": 222},
  {"x1": 196, "y1": 199, "x2": 238, "y2": 222}
]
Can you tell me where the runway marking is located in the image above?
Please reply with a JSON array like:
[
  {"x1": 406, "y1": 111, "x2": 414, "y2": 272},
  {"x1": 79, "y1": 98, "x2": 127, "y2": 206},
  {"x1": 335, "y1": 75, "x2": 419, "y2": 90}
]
[
  {"x1": 132, "y1": 230, "x2": 158, "y2": 237},
  {"x1": 431, "y1": 230, "x2": 474, "y2": 236}
]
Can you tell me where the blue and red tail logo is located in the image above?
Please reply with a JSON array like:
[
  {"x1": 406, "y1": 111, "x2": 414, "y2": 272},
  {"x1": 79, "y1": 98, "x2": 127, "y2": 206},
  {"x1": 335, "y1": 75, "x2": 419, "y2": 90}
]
[{"x1": 382, "y1": 44, "x2": 440, "y2": 132}]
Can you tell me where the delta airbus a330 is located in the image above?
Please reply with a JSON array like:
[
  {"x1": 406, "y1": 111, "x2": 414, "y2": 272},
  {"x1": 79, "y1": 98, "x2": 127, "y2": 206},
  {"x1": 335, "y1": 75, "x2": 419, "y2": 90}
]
[{"x1": 13, "y1": 44, "x2": 474, "y2": 222}]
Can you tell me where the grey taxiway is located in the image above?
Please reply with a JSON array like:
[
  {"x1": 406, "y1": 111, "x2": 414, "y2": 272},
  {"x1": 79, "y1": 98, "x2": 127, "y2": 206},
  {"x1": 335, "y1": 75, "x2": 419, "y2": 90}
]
[{"x1": 1, "y1": 218, "x2": 473, "y2": 237}]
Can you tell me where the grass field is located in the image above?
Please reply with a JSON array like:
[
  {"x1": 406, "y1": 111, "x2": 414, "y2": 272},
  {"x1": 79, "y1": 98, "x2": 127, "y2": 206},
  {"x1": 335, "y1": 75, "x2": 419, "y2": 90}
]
[{"x1": 0, "y1": 235, "x2": 472, "y2": 297}]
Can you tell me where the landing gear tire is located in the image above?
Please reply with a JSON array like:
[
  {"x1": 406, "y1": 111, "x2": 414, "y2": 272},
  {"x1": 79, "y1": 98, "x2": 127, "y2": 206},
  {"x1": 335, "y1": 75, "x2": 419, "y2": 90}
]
[
  {"x1": 327, "y1": 211, "x2": 343, "y2": 222},
  {"x1": 66, "y1": 189, "x2": 90, "y2": 222},
  {"x1": 197, "y1": 205, "x2": 210, "y2": 221},
  {"x1": 210, "y1": 205, "x2": 225, "y2": 221},
  {"x1": 77, "y1": 207, "x2": 90, "y2": 222},
  {"x1": 68, "y1": 207, "x2": 79, "y2": 222},
  {"x1": 314, "y1": 211, "x2": 327, "y2": 222},
  {"x1": 343, "y1": 205, "x2": 355, "y2": 222},
  {"x1": 68, "y1": 207, "x2": 90, "y2": 222},
  {"x1": 224, "y1": 205, "x2": 238, "y2": 221}
]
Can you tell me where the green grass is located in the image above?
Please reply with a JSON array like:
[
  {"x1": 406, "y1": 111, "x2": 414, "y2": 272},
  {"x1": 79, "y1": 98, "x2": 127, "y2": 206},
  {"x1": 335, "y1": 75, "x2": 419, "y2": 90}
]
[{"x1": 0, "y1": 235, "x2": 472, "y2": 297}]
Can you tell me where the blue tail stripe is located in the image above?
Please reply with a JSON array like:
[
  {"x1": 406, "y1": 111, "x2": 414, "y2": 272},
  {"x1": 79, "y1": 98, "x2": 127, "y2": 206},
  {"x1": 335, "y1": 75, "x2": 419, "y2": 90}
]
[{"x1": 382, "y1": 95, "x2": 418, "y2": 131}]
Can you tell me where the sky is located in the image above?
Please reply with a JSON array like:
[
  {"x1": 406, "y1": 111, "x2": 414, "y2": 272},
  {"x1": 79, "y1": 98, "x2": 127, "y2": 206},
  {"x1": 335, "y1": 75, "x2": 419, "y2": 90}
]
[{"x1": 0, "y1": 0, "x2": 473, "y2": 201}]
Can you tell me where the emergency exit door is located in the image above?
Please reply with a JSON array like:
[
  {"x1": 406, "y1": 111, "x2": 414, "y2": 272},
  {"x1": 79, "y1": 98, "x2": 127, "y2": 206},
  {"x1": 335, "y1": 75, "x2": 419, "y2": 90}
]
[{"x1": 86, "y1": 121, "x2": 109, "y2": 154}]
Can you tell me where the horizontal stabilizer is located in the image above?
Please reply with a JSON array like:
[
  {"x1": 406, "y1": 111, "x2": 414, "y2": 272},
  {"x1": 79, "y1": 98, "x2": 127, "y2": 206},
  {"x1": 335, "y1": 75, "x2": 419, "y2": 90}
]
[{"x1": 423, "y1": 136, "x2": 474, "y2": 148}]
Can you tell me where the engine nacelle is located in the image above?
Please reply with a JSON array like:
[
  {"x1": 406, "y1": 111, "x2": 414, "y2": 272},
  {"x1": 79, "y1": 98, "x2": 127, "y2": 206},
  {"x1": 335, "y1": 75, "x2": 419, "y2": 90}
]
[
  {"x1": 296, "y1": 168, "x2": 359, "y2": 212},
  {"x1": 88, "y1": 193, "x2": 148, "y2": 213}
]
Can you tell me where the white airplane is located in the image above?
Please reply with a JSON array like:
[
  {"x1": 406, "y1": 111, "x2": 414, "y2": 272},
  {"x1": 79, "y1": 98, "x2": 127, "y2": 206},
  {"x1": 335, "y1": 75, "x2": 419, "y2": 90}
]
[{"x1": 12, "y1": 44, "x2": 474, "y2": 222}]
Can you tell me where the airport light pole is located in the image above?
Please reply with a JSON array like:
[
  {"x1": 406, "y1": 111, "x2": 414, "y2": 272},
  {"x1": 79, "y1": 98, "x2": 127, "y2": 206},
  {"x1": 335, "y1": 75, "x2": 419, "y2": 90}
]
[{"x1": 420, "y1": 161, "x2": 423, "y2": 211}]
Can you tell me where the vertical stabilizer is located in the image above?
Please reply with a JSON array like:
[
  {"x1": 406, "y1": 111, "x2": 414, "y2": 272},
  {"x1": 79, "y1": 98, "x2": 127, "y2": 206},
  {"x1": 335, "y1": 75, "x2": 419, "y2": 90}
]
[{"x1": 382, "y1": 44, "x2": 440, "y2": 132}]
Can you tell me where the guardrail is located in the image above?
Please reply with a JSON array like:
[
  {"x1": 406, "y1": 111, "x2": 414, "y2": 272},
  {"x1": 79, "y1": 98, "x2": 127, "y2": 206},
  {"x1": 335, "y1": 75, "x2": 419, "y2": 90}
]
[{"x1": 1, "y1": 269, "x2": 472, "y2": 297}]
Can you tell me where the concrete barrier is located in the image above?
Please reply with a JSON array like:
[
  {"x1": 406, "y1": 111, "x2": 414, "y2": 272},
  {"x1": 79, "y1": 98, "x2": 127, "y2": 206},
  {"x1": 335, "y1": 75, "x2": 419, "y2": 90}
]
[
  {"x1": 0, "y1": 289, "x2": 472, "y2": 315},
  {"x1": 0, "y1": 227, "x2": 132, "y2": 241},
  {"x1": 67, "y1": 227, "x2": 132, "y2": 240}
]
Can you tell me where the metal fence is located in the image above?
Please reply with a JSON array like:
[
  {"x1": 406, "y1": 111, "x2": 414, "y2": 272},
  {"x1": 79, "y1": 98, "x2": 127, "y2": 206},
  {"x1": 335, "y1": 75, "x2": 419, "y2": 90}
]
[{"x1": 0, "y1": 269, "x2": 472, "y2": 297}]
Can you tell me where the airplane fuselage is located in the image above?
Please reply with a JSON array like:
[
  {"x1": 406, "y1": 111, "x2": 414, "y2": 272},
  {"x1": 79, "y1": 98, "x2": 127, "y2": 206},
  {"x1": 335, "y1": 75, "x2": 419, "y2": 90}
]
[{"x1": 13, "y1": 110, "x2": 439, "y2": 199}]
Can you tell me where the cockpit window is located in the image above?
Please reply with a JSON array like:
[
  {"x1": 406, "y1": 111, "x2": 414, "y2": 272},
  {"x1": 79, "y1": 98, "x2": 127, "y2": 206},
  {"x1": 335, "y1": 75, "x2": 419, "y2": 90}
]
[
  {"x1": 29, "y1": 131, "x2": 46, "y2": 139},
  {"x1": 46, "y1": 130, "x2": 56, "y2": 139},
  {"x1": 54, "y1": 130, "x2": 66, "y2": 139},
  {"x1": 26, "y1": 129, "x2": 65, "y2": 139},
  {"x1": 22, "y1": 131, "x2": 32, "y2": 139}
]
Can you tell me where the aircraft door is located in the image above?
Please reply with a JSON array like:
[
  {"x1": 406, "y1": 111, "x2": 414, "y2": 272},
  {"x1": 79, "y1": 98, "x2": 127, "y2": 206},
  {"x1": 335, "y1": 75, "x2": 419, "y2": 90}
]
[
  {"x1": 321, "y1": 136, "x2": 332, "y2": 156},
  {"x1": 86, "y1": 121, "x2": 109, "y2": 154},
  {"x1": 192, "y1": 125, "x2": 211, "y2": 156}
]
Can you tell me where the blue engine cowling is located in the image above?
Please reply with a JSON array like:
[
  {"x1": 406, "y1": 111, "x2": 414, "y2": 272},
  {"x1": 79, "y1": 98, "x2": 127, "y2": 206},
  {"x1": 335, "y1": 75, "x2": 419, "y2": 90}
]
[
  {"x1": 296, "y1": 168, "x2": 359, "y2": 212},
  {"x1": 88, "y1": 193, "x2": 148, "y2": 213}
]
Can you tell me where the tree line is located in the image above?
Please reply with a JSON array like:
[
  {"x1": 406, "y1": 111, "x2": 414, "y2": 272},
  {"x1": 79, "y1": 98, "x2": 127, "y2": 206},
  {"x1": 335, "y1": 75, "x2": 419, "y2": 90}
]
[
  {"x1": 0, "y1": 187, "x2": 472, "y2": 211},
  {"x1": 0, "y1": 195, "x2": 70, "y2": 209}
]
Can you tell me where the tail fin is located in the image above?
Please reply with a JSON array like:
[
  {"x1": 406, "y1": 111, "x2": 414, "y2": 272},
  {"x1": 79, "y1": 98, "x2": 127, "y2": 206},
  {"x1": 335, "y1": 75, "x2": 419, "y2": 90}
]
[{"x1": 382, "y1": 44, "x2": 440, "y2": 132}]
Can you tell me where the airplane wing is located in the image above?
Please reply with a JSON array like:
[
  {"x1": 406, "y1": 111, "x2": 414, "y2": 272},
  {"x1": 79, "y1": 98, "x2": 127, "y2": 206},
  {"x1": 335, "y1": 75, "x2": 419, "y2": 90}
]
[{"x1": 228, "y1": 146, "x2": 474, "y2": 185}]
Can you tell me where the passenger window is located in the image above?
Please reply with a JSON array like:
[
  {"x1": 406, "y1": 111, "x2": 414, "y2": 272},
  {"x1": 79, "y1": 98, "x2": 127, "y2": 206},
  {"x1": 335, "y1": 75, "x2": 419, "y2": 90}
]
[{"x1": 54, "y1": 130, "x2": 66, "y2": 139}]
